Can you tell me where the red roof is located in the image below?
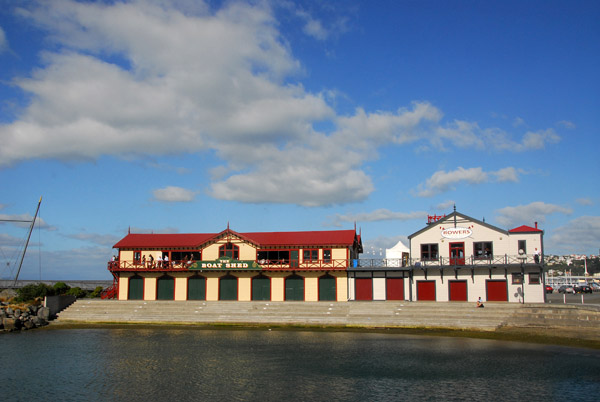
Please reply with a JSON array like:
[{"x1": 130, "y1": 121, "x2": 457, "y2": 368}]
[
  {"x1": 113, "y1": 229, "x2": 359, "y2": 249},
  {"x1": 509, "y1": 225, "x2": 543, "y2": 233}
]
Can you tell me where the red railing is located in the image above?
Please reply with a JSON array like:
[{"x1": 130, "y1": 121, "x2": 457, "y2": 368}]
[
  {"x1": 100, "y1": 284, "x2": 118, "y2": 299},
  {"x1": 108, "y1": 259, "x2": 350, "y2": 272}
]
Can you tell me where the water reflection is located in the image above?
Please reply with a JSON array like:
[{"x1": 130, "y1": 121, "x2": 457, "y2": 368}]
[{"x1": 2, "y1": 328, "x2": 599, "y2": 401}]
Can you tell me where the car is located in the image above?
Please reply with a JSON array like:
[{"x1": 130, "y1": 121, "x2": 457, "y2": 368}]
[
  {"x1": 545, "y1": 285, "x2": 553, "y2": 294},
  {"x1": 574, "y1": 284, "x2": 592, "y2": 294},
  {"x1": 558, "y1": 285, "x2": 575, "y2": 294},
  {"x1": 590, "y1": 283, "x2": 600, "y2": 292}
]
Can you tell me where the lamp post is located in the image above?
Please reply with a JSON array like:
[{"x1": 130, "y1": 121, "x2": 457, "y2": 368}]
[{"x1": 518, "y1": 249, "x2": 526, "y2": 304}]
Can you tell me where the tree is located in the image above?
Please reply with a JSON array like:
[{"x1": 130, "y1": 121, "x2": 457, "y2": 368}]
[
  {"x1": 65, "y1": 287, "x2": 87, "y2": 298},
  {"x1": 16, "y1": 283, "x2": 53, "y2": 302},
  {"x1": 53, "y1": 282, "x2": 71, "y2": 295}
]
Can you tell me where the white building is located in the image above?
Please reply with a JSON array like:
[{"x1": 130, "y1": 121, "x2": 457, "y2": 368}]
[{"x1": 347, "y1": 210, "x2": 545, "y2": 303}]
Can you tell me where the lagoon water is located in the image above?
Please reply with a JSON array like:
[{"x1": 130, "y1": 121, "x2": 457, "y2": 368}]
[{"x1": 3, "y1": 328, "x2": 599, "y2": 401}]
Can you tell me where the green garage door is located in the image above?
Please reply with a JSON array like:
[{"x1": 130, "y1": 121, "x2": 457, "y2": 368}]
[
  {"x1": 252, "y1": 275, "x2": 271, "y2": 301},
  {"x1": 220, "y1": 275, "x2": 238, "y2": 300},
  {"x1": 157, "y1": 275, "x2": 174, "y2": 300},
  {"x1": 188, "y1": 276, "x2": 206, "y2": 300},
  {"x1": 285, "y1": 275, "x2": 304, "y2": 301},
  {"x1": 128, "y1": 275, "x2": 144, "y2": 300},
  {"x1": 319, "y1": 274, "x2": 336, "y2": 301}
]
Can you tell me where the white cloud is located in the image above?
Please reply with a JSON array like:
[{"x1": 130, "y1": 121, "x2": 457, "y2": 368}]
[
  {"x1": 546, "y1": 216, "x2": 600, "y2": 255},
  {"x1": 327, "y1": 209, "x2": 427, "y2": 227},
  {"x1": 495, "y1": 201, "x2": 573, "y2": 228},
  {"x1": 492, "y1": 167, "x2": 520, "y2": 183},
  {"x1": 65, "y1": 232, "x2": 121, "y2": 247},
  {"x1": 415, "y1": 166, "x2": 525, "y2": 197},
  {"x1": 0, "y1": 26, "x2": 7, "y2": 53},
  {"x1": 415, "y1": 167, "x2": 488, "y2": 197},
  {"x1": 152, "y1": 186, "x2": 196, "y2": 202},
  {"x1": 0, "y1": 1, "x2": 564, "y2": 207},
  {"x1": 576, "y1": 198, "x2": 593, "y2": 206},
  {"x1": 557, "y1": 120, "x2": 576, "y2": 129}
]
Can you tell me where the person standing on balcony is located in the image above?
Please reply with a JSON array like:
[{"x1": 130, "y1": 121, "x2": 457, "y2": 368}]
[{"x1": 534, "y1": 248, "x2": 540, "y2": 264}]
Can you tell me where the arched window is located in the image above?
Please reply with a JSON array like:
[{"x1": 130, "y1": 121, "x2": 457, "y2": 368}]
[{"x1": 219, "y1": 243, "x2": 239, "y2": 259}]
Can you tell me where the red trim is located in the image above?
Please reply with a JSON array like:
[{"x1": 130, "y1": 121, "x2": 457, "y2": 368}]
[{"x1": 509, "y1": 225, "x2": 543, "y2": 233}]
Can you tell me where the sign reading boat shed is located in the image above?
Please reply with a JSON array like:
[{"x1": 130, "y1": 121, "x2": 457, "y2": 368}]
[
  {"x1": 190, "y1": 257, "x2": 260, "y2": 270},
  {"x1": 440, "y1": 227, "x2": 472, "y2": 239}
]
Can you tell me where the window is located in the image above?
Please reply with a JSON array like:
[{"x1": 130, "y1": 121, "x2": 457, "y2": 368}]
[
  {"x1": 421, "y1": 244, "x2": 438, "y2": 261},
  {"x1": 518, "y1": 240, "x2": 527, "y2": 255},
  {"x1": 529, "y1": 273, "x2": 540, "y2": 284},
  {"x1": 474, "y1": 242, "x2": 493, "y2": 259},
  {"x1": 512, "y1": 273, "x2": 523, "y2": 284},
  {"x1": 219, "y1": 243, "x2": 239, "y2": 259},
  {"x1": 303, "y1": 249, "x2": 318, "y2": 261},
  {"x1": 257, "y1": 250, "x2": 290, "y2": 264},
  {"x1": 323, "y1": 249, "x2": 332, "y2": 263},
  {"x1": 134, "y1": 251, "x2": 142, "y2": 265}
]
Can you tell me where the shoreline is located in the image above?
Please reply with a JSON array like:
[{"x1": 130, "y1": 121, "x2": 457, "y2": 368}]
[{"x1": 43, "y1": 320, "x2": 600, "y2": 350}]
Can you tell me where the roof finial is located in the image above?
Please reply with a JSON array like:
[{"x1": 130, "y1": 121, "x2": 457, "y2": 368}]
[{"x1": 128, "y1": 226, "x2": 130, "y2": 234}]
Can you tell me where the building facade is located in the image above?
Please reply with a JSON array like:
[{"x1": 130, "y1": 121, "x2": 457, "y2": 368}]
[
  {"x1": 108, "y1": 227, "x2": 362, "y2": 302},
  {"x1": 347, "y1": 210, "x2": 545, "y2": 303}
]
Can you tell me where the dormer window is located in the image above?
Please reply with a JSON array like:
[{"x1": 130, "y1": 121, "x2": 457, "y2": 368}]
[{"x1": 219, "y1": 243, "x2": 239, "y2": 259}]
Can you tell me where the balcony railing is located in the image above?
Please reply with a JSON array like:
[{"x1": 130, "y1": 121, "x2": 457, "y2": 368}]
[
  {"x1": 107, "y1": 254, "x2": 542, "y2": 272},
  {"x1": 107, "y1": 258, "x2": 351, "y2": 272}
]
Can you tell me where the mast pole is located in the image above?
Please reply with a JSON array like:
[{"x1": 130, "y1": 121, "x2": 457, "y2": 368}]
[{"x1": 13, "y1": 196, "x2": 42, "y2": 287}]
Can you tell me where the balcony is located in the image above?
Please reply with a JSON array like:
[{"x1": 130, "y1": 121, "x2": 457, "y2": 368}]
[
  {"x1": 107, "y1": 253, "x2": 542, "y2": 273},
  {"x1": 108, "y1": 258, "x2": 350, "y2": 272}
]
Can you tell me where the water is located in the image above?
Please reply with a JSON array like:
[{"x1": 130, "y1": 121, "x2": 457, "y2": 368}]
[{"x1": 2, "y1": 328, "x2": 599, "y2": 401}]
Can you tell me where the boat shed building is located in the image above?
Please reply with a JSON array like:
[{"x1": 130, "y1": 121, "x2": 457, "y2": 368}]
[{"x1": 108, "y1": 227, "x2": 362, "y2": 302}]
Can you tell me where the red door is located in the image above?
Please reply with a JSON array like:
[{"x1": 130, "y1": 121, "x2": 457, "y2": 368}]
[
  {"x1": 355, "y1": 278, "x2": 373, "y2": 300},
  {"x1": 449, "y1": 280, "x2": 468, "y2": 301},
  {"x1": 449, "y1": 242, "x2": 465, "y2": 265},
  {"x1": 386, "y1": 278, "x2": 404, "y2": 300},
  {"x1": 486, "y1": 280, "x2": 508, "y2": 301},
  {"x1": 417, "y1": 281, "x2": 436, "y2": 301}
]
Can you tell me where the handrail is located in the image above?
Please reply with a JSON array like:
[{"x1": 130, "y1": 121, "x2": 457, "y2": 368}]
[{"x1": 107, "y1": 254, "x2": 542, "y2": 272}]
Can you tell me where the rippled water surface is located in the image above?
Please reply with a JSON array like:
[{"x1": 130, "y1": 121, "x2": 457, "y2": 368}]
[{"x1": 3, "y1": 328, "x2": 599, "y2": 401}]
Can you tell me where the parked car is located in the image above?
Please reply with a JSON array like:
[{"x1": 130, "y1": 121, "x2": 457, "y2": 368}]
[
  {"x1": 545, "y1": 285, "x2": 553, "y2": 294},
  {"x1": 574, "y1": 284, "x2": 592, "y2": 294},
  {"x1": 558, "y1": 285, "x2": 575, "y2": 294},
  {"x1": 590, "y1": 283, "x2": 600, "y2": 292}
]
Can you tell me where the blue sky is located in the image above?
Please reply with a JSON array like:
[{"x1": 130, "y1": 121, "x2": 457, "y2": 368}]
[{"x1": 1, "y1": 0, "x2": 598, "y2": 280}]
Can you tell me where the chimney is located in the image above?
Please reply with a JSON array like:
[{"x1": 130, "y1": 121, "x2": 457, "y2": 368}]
[{"x1": 535, "y1": 222, "x2": 538, "y2": 229}]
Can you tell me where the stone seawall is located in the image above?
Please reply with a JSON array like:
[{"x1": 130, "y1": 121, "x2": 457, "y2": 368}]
[{"x1": 55, "y1": 300, "x2": 600, "y2": 343}]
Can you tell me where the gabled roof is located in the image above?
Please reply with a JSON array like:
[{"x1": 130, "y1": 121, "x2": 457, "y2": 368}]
[
  {"x1": 113, "y1": 229, "x2": 360, "y2": 249},
  {"x1": 113, "y1": 233, "x2": 214, "y2": 249},
  {"x1": 509, "y1": 225, "x2": 543, "y2": 233},
  {"x1": 408, "y1": 211, "x2": 507, "y2": 239}
]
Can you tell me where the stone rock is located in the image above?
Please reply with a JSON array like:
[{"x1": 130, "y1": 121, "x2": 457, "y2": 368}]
[
  {"x1": 23, "y1": 319, "x2": 35, "y2": 330},
  {"x1": 2, "y1": 317, "x2": 20, "y2": 331},
  {"x1": 0, "y1": 288, "x2": 18, "y2": 300},
  {"x1": 37, "y1": 307, "x2": 50, "y2": 320}
]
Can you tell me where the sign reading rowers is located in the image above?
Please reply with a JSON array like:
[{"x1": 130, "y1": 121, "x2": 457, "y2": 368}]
[
  {"x1": 190, "y1": 257, "x2": 260, "y2": 270},
  {"x1": 440, "y1": 227, "x2": 473, "y2": 239}
]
